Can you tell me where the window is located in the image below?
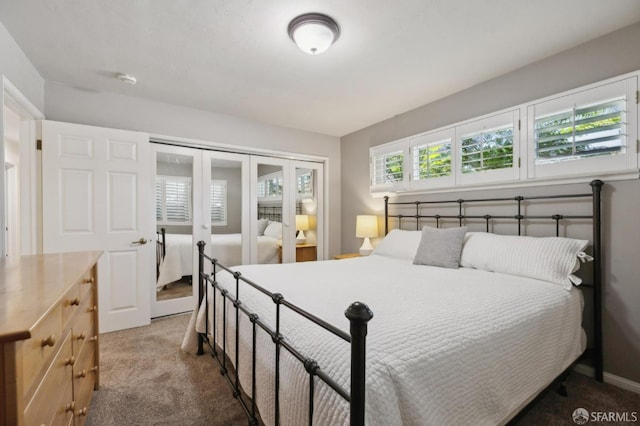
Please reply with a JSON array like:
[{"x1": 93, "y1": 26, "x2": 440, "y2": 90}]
[
  {"x1": 408, "y1": 128, "x2": 454, "y2": 189},
  {"x1": 456, "y1": 110, "x2": 519, "y2": 185},
  {"x1": 156, "y1": 175, "x2": 192, "y2": 224},
  {"x1": 210, "y1": 180, "x2": 227, "y2": 226},
  {"x1": 528, "y1": 77, "x2": 637, "y2": 179},
  {"x1": 370, "y1": 140, "x2": 407, "y2": 192}
]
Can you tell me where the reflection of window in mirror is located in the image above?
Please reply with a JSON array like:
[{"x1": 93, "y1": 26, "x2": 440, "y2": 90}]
[
  {"x1": 296, "y1": 169, "x2": 313, "y2": 199},
  {"x1": 210, "y1": 180, "x2": 227, "y2": 227},
  {"x1": 155, "y1": 176, "x2": 192, "y2": 225}
]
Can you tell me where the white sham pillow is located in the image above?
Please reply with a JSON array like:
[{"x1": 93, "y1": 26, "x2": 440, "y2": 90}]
[
  {"x1": 460, "y1": 232, "x2": 588, "y2": 290},
  {"x1": 371, "y1": 229, "x2": 422, "y2": 260},
  {"x1": 263, "y1": 221, "x2": 282, "y2": 239}
]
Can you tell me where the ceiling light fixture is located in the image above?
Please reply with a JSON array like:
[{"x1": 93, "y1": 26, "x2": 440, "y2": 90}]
[
  {"x1": 288, "y1": 13, "x2": 340, "y2": 55},
  {"x1": 116, "y1": 72, "x2": 137, "y2": 85}
]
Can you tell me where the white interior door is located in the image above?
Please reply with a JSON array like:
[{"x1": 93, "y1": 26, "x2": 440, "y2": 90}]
[{"x1": 42, "y1": 120, "x2": 152, "y2": 333}]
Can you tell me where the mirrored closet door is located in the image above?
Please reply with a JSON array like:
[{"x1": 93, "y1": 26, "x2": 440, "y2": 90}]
[
  {"x1": 202, "y1": 151, "x2": 250, "y2": 268},
  {"x1": 152, "y1": 144, "x2": 203, "y2": 318},
  {"x1": 251, "y1": 157, "x2": 325, "y2": 264}
]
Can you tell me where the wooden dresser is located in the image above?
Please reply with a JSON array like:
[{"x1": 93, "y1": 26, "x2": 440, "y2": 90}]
[{"x1": 0, "y1": 251, "x2": 101, "y2": 426}]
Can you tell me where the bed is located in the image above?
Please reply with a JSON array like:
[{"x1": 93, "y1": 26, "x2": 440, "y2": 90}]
[
  {"x1": 182, "y1": 180, "x2": 604, "y2": 426},
  {"x1": 156, "y1": 232, "x2": 280, "y2": 289}
]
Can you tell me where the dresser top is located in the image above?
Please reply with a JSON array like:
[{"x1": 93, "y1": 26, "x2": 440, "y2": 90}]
[{"x1": 0, "y1": 251, "x2": 102, "y2": 343}]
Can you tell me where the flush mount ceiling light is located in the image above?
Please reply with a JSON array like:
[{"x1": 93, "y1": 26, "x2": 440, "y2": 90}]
[
  {"x1": 288, "y1": 13, "x2": 340, "y2": 55},
  {"x1": 116, "y1": 72, "x2": 137, "y2": 85}
]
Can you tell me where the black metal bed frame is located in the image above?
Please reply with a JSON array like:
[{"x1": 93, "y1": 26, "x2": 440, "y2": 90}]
[
  {"x1": 384, "y1": 179, "x2": 604, "y2": 382},
  {"x1": 156, "y1": 227, "x2": 166, "y2": 280},
  {"x1": 196, "y1": 243, "x2": 372, "y2": 426},
  {"x1": 195, "y1": 179, "x2": 604, "y2": 426},
  {"x1": 258, "y1": 202, "x2": 302, "y2": 222}
]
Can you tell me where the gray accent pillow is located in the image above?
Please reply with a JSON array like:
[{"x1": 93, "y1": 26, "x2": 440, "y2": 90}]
[
  {"x1": 413, "y1": 226, "x2": 467, "y2": 269},
  {"x1": 257, "y1": 219, "x2": 269, "y2": 236}
]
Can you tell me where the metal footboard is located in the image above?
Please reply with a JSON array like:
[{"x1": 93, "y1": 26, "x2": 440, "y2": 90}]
[{"x1": 196, "y1": 242, "x2": 373, "y2": 426}]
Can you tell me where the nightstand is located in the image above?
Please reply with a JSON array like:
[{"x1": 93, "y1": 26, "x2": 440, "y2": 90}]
[
  {"x1": 334, "y1": 253, "x2": 361, "y2": 260},
  {"x1": 278, "y1": 243, "x2": 317, "y2": 263}
]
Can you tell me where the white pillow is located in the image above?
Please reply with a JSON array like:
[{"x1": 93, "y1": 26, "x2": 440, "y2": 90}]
[
  {"x1": 460, "y1": 232, "x2": 588, "y2": 290},
  {"x1": 371, "y1": 229, "x2": 422, "y2": 260},
  {"x1": 263, "y1": 221, "x2": 282, "y2": 239},
  {"x1": 257, "y1": 218, "x2": 269, "y2": 236}
]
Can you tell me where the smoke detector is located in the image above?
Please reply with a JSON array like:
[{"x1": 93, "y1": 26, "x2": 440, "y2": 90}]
[{"x1": 116, "y1": 73, "x2": 137, "y2": 85}]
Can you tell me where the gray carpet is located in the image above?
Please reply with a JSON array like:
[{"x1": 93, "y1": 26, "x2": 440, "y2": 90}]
[{"x1": 87, "y1": 314, "x2": 639, "y2": 426}]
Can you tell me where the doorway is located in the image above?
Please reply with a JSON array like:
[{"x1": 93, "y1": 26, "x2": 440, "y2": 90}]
[{"x1": 1, "y1": 77, "x2": 44, "y2": 256}]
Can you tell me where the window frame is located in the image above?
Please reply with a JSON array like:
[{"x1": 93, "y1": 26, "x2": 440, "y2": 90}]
[{"x1": 370, "y1": 139, "x2": 409, "y2": 193}]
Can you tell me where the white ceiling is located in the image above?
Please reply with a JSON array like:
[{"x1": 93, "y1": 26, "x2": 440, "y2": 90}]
[{"x1": 1, "y1": 1, "x2": 639, "y2": 137}]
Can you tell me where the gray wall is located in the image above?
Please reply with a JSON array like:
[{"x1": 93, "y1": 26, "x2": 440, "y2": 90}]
[
  {"x1": 341, "y1": 22, "x2": 640, "y2": 383},
  {"x1": 44, "y1": 82, "x2": 341, "y2": 258}
]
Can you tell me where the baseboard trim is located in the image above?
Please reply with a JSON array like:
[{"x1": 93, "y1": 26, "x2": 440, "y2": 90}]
[{"x1": 574, "y1": 363, "x2": 640, "y2": 394}]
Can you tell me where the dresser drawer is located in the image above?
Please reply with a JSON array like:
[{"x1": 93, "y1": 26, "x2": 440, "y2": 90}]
[
  {"x1": 73, "y1": 343, "x2": 96, "y2": 426},
  {"x1": 78, "y1": 270, "x2": 95, "y2": 303},
  {"x1": 61, "y1": 282, "x2": 81, "y2": 332},
  {"x1": 23, "y1": 332, "x2": 74, "y2": 426},
  {"x1": 72, "y1": 297, "x2": 97, "y2": 356},
  {"x1": 22, "y1": 304, "x2": 63, "y2": 395}
]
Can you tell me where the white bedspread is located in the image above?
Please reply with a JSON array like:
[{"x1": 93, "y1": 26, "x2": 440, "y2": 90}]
[
  {"x1": 182, "y1": 254, "x2": 584, "y2": 425},
  {"x1": 157, "y1": 233, "x2": 279, "y2": 288}
]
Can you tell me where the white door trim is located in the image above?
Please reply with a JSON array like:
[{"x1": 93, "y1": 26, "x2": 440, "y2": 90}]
[{"x1": 0, "y1": 76, "x2": 44, "y2": 256}]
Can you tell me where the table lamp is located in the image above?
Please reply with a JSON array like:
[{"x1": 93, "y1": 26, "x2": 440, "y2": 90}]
[
  {"x1": 356, "y1": 215, "x2": 378, "y2": 256},
  {"x1": 296, "y1": 214, "x2": 310, "y2": 244}
]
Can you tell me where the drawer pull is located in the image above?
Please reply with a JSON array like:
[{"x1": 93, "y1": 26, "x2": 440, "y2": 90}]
[
  {"x1": 64, "y1": 356, "x2": 76, "y2": 366},
  {"x1": 70, "y1": 298, "x2": 81, "y2": 306},
  {"x1": 89, "y1": 335, "x2": 98, "y2": 342},
  {"x1": 88, "y1": 305, "x2": 98, "y2": 313},
  {"x1": 91, "y1": 365, "x2": 99, "y2": 373},
  {"x1": 65, "y1": 401, "x2": 76, "y2": 412},
  {"x1": 41, "y1": 335, "x2": 56, "y2": 347},
  {"x1": 76, "y1": 407, "x2": 88, "y2": 416},
  {"x1": 83, "y1": 277, "x2": 95, "y2": 284},
  {"x1": 76, "y1": 332, "x2": 86, "y2": 341},
  {"x1": 76, "y1": 369, "x2": 87, "y2": 378}
]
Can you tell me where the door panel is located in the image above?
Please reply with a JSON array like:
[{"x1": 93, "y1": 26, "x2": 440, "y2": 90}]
[
  {"x1": 152, "y1": 144, "x2": 199, "y2": 318},
  {"x1": 42, "y1": 120, "x2": 151, "y2": 333}
]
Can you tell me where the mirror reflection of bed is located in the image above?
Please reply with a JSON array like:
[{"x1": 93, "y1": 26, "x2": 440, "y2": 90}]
[{"x1": 155, "y1": 158, "x2": 320, "y2": 301}]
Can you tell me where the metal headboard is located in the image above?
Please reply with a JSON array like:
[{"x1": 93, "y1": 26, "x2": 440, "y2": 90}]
[
  {"x1": 258, "y1": 202, "x2": 303, "y2": 222},
  {"x1": 384, "y1": 179, "x2": 604, "y2": 381}
]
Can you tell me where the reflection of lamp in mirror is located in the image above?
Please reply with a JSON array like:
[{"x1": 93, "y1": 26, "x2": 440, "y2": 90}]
[
  {"x1": 356, "y1": 215, "x2": 378, "y2": 256},
  {"x1": 296, "y1": 214, "x2": 310, "y2": 244}
]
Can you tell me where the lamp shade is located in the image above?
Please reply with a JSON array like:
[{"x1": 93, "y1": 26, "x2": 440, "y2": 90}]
[
  {"x1": 355, "y1": 215, "x2": 378, "y2": 238},
  {"x1": 295, "y1": 214, "x2": 310, "y2": 231}
]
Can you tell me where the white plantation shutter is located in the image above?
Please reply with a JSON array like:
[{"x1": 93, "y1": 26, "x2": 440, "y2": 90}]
[
  {"x1": 535, "y1": 98, "x2": 625, "y2": 163},
  {"x1": 210, "y1": 180, "x2": 227, "y2": 226},
  {"x1": 373, "y1": 150, "x2": 404, "y2": 184},
  {"x1": 528, "y1": 77, "x2": 637, "y2": 179},
  {"x1": 155, "y1": 175, "x2": 192, "y2": 224},
  {"x1": 412, "y1": 140, "x2": 452, "y2": 180},
  {"x1": 460, "y1": 125, "x2": 514, "y2": 174}
]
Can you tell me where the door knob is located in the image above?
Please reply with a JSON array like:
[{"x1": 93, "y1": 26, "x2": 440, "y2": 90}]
[{"x1": 131, "y1": 238, "x2": 148, "y2": 245}]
